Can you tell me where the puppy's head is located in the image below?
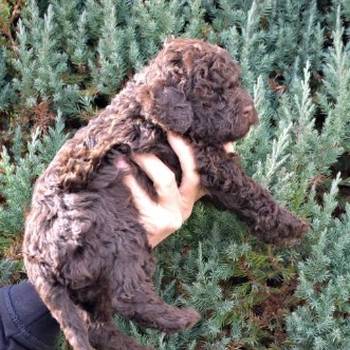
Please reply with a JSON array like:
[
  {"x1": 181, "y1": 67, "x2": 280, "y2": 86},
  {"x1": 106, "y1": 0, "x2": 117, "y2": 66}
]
[{"x1": 138, "y1": 38, "x2": 258, "y2": 144}]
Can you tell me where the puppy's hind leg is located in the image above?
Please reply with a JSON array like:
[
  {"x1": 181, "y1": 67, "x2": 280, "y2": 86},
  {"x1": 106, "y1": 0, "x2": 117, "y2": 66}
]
[
  {"x1": 30, "y1": 275, "x2": 94, "y2": 350},
  {"x1": 87, "y1": 294, "x2": 153, "y2": 350},
  {"x1": 89, "y1": 319, "x2": 153, "y2": 350},
  {"x1": 113, "y1": 288, "x2": 200, "y2": 333},
  {"x1": 111, "y1": 252, "x2": 200, "y2": 333}
]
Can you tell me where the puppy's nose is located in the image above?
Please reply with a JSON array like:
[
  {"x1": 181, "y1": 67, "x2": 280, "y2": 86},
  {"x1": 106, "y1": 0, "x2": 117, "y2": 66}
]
[{"x1": 243, "y1": 105, "x2": 259, "y2": 125}]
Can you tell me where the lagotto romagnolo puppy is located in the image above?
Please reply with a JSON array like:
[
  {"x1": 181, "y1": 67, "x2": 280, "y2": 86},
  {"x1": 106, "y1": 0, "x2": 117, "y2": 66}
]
[{"x1": 23, "y1": 39, "x2": 308, "y2": 350}]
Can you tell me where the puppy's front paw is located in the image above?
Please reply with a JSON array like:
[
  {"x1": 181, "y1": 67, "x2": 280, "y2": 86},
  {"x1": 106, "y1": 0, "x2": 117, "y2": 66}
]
[
  {"x1": 160, "y1": 307, "x2": 201, "y2": 333},
  {"x1": 254, "y1": 207, "x2": 309, "y2": 245}
]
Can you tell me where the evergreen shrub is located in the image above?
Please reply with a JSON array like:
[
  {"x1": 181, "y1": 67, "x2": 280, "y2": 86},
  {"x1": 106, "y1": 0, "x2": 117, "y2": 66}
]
[{"x1": 0, "y1": 0, "x2": 349, "y2": 349}]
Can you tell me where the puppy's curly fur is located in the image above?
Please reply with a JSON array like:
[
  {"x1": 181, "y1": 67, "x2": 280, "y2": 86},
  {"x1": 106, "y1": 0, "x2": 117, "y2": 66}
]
[{"x1": 23, "y1": 39, "x2": 308, "y2": 350}]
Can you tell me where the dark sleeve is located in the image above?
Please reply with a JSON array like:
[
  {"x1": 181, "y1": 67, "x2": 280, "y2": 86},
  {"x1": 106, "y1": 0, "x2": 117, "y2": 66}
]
[{"x1": 0, "y1": 281, "x2": 60, "y2": 350}]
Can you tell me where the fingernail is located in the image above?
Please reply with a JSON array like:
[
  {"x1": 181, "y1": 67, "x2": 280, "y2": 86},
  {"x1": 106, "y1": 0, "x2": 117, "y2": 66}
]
[{"x1": 115, "y1": 157, "x2": 130, "y2": 170}]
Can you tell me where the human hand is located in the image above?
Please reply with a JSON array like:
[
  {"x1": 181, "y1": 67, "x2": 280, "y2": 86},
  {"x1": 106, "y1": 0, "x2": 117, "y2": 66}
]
[
  {"x1": 121, "y1": 133, "x2": 234, "y2": 248},
  {"x1": 122, "y1": 132, "x2": 205, "y2": 248}
]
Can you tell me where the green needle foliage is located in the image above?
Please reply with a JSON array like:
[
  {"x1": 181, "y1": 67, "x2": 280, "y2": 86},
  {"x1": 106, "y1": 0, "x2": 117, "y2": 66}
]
[
  {"x1": 0, "y1": 1, "x2": 350, "y2": 349},
  {"x1": 0, "y1": 115, "x2": 69, "y2": 251}
]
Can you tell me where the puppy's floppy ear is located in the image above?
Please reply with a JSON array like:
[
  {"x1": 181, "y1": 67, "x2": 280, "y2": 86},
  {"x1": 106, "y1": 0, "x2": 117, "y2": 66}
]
[
  {"x1": 154, "y1": 86, "x2": 193, "y2": 133},
  {"x1": 139, "y1": 83, "x2": 193, "y2": 134}
]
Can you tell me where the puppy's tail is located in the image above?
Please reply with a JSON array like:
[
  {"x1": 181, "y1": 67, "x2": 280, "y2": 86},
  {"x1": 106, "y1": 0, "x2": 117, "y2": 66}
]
[{"x1": 33, "y1": 276, "x2": 94, "y2": 350}]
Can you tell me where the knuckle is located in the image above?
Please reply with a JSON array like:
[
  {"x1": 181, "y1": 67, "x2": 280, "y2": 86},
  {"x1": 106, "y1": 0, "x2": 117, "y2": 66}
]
[
  {"x1": 183, "y1": 170, "x2": 201, "y2": 186},
  {"x1": 181, "y1": 178, "x2": 201, "y2": 196},
  {"x1": 162, "y1": 211, "x2": 182, "y2": 232},
  {"x1": 182, "y1": 207, "x2": 192, "y2": 222},
  {"x1": 156, "y1": 218, "x2": 168, "y2": 236},
  {"x1": 171, "y1": 212, "x2": 183, "y2": 231},
  {"x1": 190, "y1": 176, "x2": 201, "y2": 188},
  {"x1": 159, "y1": 171, "x2": 176, "y2": 189}
]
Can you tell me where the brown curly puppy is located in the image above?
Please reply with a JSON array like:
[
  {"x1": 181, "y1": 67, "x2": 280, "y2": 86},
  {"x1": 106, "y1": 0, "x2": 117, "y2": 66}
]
[{"x1": 23, "y1": 38, "x2": 308, "y2": 350}]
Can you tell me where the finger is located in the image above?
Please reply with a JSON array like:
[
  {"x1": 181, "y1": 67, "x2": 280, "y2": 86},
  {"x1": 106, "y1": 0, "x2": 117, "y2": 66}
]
[
  {"x1": 131, "y1": 153, "x2": 181, "y2": 205},
  {"x1": 114, "y1": 156, "x2": 132, "y2": 172},
  {"x1": 167, "y1": 132, "x2": 197, "y2": 175},
  {"x1": 167, "y1": 132, "x2": 200, "y2": 192},
  {"x1": 167, "y1": 132, "x2": 205, "y2": 219},
  {"x1": 180, "y1": 186, "x2": 207, "y2": 221},
  {"x1": 224, "y1": 142, "x2": 234, "y2": 153},
  {"x1": 168, "y1": 132, "x2": 202, "y2": 197},
  {"x1": 123, "y1": 172, "x2": 156, "y2": 211},
  {"x1": 123, "y1": 173, "x2": 180, "y2": 228},
  {"x1": 123, "y1": 172, "x2": 183, "y2": 246}
]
